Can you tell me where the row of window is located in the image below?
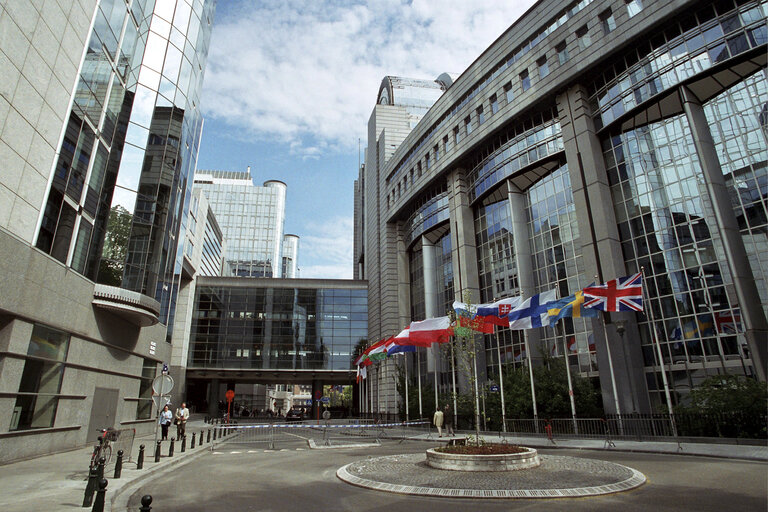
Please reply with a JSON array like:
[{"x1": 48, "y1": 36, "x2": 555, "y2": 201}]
[{"x1": 387, "y1": 0, "x2": 648, "y2": 206}]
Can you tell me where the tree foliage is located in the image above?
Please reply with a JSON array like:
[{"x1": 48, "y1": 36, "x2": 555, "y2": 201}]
[{"x1": 675, "y1": 374, "x2": 767, "y2": 416}]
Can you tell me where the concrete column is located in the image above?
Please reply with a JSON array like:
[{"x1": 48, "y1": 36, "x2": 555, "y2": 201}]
[
  {"x1": 422, "y1": 236, "x2": 442, "y2": 403},
  {"x1": 447, "y1": 169, "x2": 487, "y2": 389},
  {"x1": 680, "y1": 86, "x2": 767, "y2": 382},
  {"x1": 557, "y1": 85, "x2": 650, "y2": 414}
]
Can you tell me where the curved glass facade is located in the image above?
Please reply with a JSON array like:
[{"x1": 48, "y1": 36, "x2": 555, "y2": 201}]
[
  {"x1": 404, "y1": 188, "x2": 450, "y2": 246},
  {"x1": 189, "y1": 284, "x2": 367, "y2": 371},
  {"x1": 36, "y1": 0, "x2": 216, "y2": 327},
  {"x1": 588, "y1": 0, "x2": 767, "y2": 129}
]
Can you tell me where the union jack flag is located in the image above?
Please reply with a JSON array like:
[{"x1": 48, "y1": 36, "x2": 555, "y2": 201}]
[{"x1": 583, "y1": 272, "x2": 643, "y2": 312}]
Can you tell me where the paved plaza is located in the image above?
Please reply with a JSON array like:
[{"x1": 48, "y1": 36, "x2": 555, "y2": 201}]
[{"x1": 0, "y1": 417, "x2": 765, "y2": 512}]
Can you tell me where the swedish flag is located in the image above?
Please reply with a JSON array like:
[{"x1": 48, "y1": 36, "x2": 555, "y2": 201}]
[{"x1": 547, "y1": 291, "x2": 600, "y2": 323}]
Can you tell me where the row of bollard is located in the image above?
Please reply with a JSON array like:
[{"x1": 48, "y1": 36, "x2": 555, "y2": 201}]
[{"x1": 84, "y1": 427, "x2": 221, "y2": 511}]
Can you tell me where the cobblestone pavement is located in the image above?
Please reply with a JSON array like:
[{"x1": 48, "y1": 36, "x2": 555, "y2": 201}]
[{"x1": 338, "y1": 453, "x2": 646, "y2": 498}]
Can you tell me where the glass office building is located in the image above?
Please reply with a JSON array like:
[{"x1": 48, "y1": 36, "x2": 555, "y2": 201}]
[
  {"x1": 0, "y1": 0, "x2": 216, "y2": 461},
  {"x1": 358, "y1": 0, "x2": 767, "y2": 415},
  {"x1": 193, "y1": 170, "x2": 290, "y2": 278},
  {"x1": 183, "y1": 278, "x2": 367, "y2": 414}
]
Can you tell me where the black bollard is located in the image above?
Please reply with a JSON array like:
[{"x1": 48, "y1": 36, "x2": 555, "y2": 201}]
[
  {"x1": 139, "y1": 495, "x2": 153, "y2": 512},
  {"x1": 82, "y1": 462, "x2": 99, "y2": 507},
  {"x1": 181, "y1": 435, "x2": 186, "y2": 452},
  {"x1": 137, "y1": 444, "x2": 145, "y2": 470},
  {"x1": 191, "y1": 432, "x2": 196, "y2": 449},
  {"x1": 90, "y1": 478, "x2": 107, "y2": 512},
  {"x1": 96, "y1": 457, "x2": 106, "y2": 481},
  {"x1": 114, "y1": 450, "x2": 123, "y2": 479},
  {"x1": 207, "y1": 429, "x2": 211, "y2": 443},
  {"x1": 213, "y1": 428, "x2": 217, "y2": 441},
  {"x1": 169, "y1": 438, "x2": 175, "y2": 457},
  {"x1": 154, "y1": 441, "x2": 161, "y2": 463}
]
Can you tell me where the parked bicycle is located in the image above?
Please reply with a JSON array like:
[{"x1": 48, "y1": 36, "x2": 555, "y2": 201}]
[{"x1": 90, "y1": 427, "x2": 119, "y2": 469}]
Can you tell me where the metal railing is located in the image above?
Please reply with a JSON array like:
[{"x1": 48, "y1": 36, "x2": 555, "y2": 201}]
[{"x1": 209, "y1": 419, "x2": 431, "y2": 450}]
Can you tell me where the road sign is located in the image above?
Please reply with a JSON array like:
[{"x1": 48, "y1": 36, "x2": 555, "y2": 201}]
[
  {"x1": 152, "y1": 374, "x2": 174, "y2": 395},
  {"x1": 162, "y1": 362, "x2": 169, "y2": 374},
  {"x1": 489, "y1": 384, "x2": 500, "y2": 393},
  {"x1": 152, "y1": 395, "x2": 171, "y2": 410},
  {"x1": 320, "y1": 396, "x2": 330, "y2": 404},
  {"x1": 225, "y1": 389, "x2": 235, "y2": 402}
]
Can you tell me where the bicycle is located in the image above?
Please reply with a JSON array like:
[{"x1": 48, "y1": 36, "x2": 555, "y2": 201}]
[{"x1": 89, "y1": 428, "x2": 118, "y2": 469}]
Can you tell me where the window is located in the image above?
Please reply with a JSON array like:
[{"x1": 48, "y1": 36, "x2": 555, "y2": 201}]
[
  {"x1": 537, "y1": 57, "x2": 549, "y2": 79},
  {"x1": 490, "y1": 94, "x2": 499, "y2": 114},
  {"x1": 10, "y1": 324, "x2": 70, "y2": 431},
  {"x1": 476, "y1": 105, "x2": 485, "y2": 125},
  {"x1": 625, "y1": 0, "x2": 643, "y2": 17},
  {"x1": 417, "y1": 161, "x2": 422, "y2": 178},
  {"x1": 576, "y1": 25, "x2": 591, "y2": 50},
  {"x1": 136, "y1": 359, "x2": 156, "y2": 419},
  {"x1": 443, "y1": 135, "x2": 449, "y2": 154},
  {"x1": 434, "y1": 144, "x2": 439, "y2": 161},
  {"x1": 600, "y1": 9, "x2": 616, "y2": 34},
  {"x1": 520, "y1": 69, "x2": 530, "y2": 92},
  {"x1": 453, "y1": 126, "x2": 460, "y2": 145},
  {"x1": 465, "y1": 116, "x2": 472, "y2": 136},
  {"x1": 504, "y1": 82, "x2": 514, "y2": 104},
  {"x1": 556, "y1": 41, "x2": 569, "y2": 65}
]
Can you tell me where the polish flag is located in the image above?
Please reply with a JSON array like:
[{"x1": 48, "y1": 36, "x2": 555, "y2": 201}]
[{"x1": 408, "y1": 316, "x2": 453, "y2": 346}]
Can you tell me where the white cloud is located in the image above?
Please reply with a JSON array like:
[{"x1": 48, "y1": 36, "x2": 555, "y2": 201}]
[
  {"x1": 296, "y1": 216, "x2": 354, "y2": 279},
  {"x1": 202, "y1": 0, "x2": 537, "y2": 155}
]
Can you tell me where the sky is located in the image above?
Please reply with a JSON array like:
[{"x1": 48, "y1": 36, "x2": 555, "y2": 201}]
[{"x1": 195, "y1": 0, "x2": 539, "y2": 279}]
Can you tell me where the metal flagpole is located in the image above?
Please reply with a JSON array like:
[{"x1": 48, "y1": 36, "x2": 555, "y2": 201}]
[
  {"x1": 433, "y1": 343, "x2": 439, "y2": 412},
  {"x1": 404, "y1": 353, "x2": 410, "y2": 422},
  {"x1": 417, "y1": 349, "x2": 423, "y2": 418},
  {"x1": 451, "y1": 340, "x2": 458, "y2": 429},
  {"x1": 641, "y1": 266, "x2": 677, "y2": 437},
  {"x1": 524, "y1": 332, "x2": 538, "y2": 422},
  {"x1": 559, "y1": 327, "x2": 578, "y2": 434},
  {"x1": 595, "y1": 275, "x2": 622, "y2": 424},
  {"x1": 495, "y1": 331, "x2": 507, "y2": 432}
]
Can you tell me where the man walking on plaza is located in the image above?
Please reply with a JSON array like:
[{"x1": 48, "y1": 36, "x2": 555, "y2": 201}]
[
  {"x1": 443, "y1": 403, "x2": 454, "y2": 436},
  {"x1": 433, "y1": 408, "x2": 444, "y2": 437},
  {"x1": 175, "y1": 402, "x2": 190, "y2": 440}
]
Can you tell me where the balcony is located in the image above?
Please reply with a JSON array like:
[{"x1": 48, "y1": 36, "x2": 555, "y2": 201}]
[{"x1": 92, "y1": 284, "x2": 161, "y2": 327}]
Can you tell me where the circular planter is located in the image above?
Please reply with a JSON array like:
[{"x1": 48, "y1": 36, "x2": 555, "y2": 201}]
[{"x1": 426, "y1": 446, "x2": 541, "y2": 472}]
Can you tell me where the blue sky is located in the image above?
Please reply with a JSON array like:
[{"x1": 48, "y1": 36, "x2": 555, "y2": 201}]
[{"x1": 195, "y1": 0, "x2": 538, "y2": 279}]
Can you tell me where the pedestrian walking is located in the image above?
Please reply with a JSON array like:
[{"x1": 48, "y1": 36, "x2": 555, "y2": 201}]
[
  {"x1": 159, "y1": 405, "x2": 173, "y2": 440},
  {"x1": 443, "y1": 404, "x2": 454, "y2": 436},
  {"x1": 175, "y1": 402, "x2": 190, "y2": 440},
  {"x1": 433, "y1": 408, "x2": 444, "y2": 437}
]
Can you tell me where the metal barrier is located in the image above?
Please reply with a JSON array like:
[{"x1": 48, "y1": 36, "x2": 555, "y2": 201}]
[
  {"x1": 209, "y1": 419, "x2": 431, "y2": 450},
  {"x1": 505, "y1": 416, "x2": 678, "y2": 443}
]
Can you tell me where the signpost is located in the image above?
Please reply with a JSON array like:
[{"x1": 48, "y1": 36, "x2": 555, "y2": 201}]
[
  {"x1": 490, "y1": 384, "x2": 500, "y2": 393},
  {"x1": 152, "y1": 374, "x2": 174, "y2": 446},
  {"x1": 225, "y1": 390, "x2": 235, "y2": 424}
]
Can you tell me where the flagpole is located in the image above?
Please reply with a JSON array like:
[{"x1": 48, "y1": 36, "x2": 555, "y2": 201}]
[
  {"x1": 405, "y1": 353, "x2": 410, "y2": 422},
  {"x1": 451, "y1": 341, "x2": 458, "y2": 429},
  {"x1": 495, "y1": 330, "x2": 507, "y2": 433},
  {"x1": 641, "y1": 266, "x2": 677, "y2": 437},
  {"x1": 559, "y1": 325, "x2": 578, "y2": 434},
  {"x1": 417, "y1": 349, "x2": 423, "y2": 418},
  {"x1": 433, "y1": 343, "x2": 439, "y2": 413},
  {"x1": 524, "y1": 331, "x2": 538, "y2": 425}
]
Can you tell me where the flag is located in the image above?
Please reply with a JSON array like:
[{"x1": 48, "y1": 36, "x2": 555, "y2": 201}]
[
  {"x1": 583, "y1": 272, "x2": 643, "y2": 312},
  {"x1": 452, "y1": 301, "x2": 475, "y2": 318},
  {"x1": 567, "y1": 336, "x2": 577, "y2": 353},
  {"x1": 385, "y1": 336, "x2": 416, "y2": 355},
  {"x1": 409, "y1": 316, "x2": 453, "y2": 346},
  {"x1": 367, "y1": 339, "x2": 389, "y2": 362},
  {"x1": 714, "y1": 310, "x2": 742, "y2": 334},
  {"x1": 356, "y1": 365, "x2": 367, "y2": 382},
  {"x1": 456, "y1": 315, "x2": 495, "y2": 334},
  {"x1": 476, "y1": 297, "x2": 523, "y2": 326},
  {"x1": 507, "y1": 289, "x2": 558, "y2": 329},
  {"x1": 547, "y1": 290, "x2": 600, "y2": 322}
]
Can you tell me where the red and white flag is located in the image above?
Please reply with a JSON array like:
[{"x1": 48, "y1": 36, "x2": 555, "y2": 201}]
[{"x1": 408, "y1": 316, "x2": 453, "y2": 346}]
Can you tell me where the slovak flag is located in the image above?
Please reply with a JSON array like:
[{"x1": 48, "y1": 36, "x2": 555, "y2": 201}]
[
  {"x1": 507, "y1": 289, "x2": 558, "y2": 330},
  {"x1": 476, "y1": 297, "x2": 523, "y2": 326},
  {"x1": 583, "y1": 273, "x2": 643, "y2": 312}
]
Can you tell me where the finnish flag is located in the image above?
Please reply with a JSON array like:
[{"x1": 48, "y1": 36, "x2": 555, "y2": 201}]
[{"x1": 507, "y1": 289, "x2": 558, "y2": 330}]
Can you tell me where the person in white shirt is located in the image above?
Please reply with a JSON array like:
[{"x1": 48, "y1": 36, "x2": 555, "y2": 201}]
[
  {"x1": 159, "y1": 405, "x2": 173, "y2": 440},
  {"x1": 175, "y1": 402, "x2": 190, "y2": 440}
]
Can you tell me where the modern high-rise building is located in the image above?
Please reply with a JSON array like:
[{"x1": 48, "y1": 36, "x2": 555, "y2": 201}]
[
  {"x1": 357, "y1": 0, "x2": 767, "y2": 416},
  {"x1": 0, "y1": 0, "x2": 216, "y2": 462},
  {"x1": 193, "y1": 169, "x2": 292, "y2": 278},
  {"x1": 282, "y1": 233, "x2": 300, "y2": 279}
]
